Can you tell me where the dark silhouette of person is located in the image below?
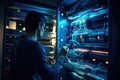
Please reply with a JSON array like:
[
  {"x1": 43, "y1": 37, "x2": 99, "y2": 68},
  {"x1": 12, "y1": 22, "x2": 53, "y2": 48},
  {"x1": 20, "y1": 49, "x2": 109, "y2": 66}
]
[{"x1": 8, "y1": 11, "x2": 67, "y2": 80}]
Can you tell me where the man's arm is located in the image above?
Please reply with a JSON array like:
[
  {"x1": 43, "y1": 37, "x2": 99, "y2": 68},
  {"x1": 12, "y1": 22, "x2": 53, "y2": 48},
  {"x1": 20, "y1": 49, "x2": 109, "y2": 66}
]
[{"x1": 33, "y1": 42, "x2": 65, "y2": 80}]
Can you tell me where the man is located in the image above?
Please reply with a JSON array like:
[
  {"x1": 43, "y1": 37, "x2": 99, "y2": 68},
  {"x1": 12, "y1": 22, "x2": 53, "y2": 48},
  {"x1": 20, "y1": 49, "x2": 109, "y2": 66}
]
[{"x1": 8, "y1": 11, "x2": 67, "y2": 80}]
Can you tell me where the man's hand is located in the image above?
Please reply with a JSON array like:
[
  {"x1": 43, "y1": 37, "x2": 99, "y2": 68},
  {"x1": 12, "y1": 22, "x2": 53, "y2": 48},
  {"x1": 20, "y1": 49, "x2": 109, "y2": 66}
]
[{"x1": 59, "y1": 46, "x2": 69, "y2": 56}]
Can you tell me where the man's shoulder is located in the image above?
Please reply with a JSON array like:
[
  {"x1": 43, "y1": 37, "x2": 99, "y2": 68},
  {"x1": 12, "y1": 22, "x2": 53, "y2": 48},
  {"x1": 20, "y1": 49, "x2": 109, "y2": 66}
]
[{"x1": 30, "y1": 41, "x2": 44, "y2": 49}]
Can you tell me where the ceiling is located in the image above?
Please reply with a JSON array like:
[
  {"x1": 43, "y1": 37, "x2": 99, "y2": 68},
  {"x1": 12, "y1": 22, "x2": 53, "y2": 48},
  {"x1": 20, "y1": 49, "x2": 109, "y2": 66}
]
[
  {"x1": 14, "y1": 0, "x2": 59, "y2": 9},
  {"x1": 8, "y1": 0, "x2": 59, "y2": 22},
  {"x1": 30, "y1": 0, "x2": 58, "y2": 9},
  {"x1": 14, "y1": 0, "x2": 78, "y2": 9},
  {"x1": 8, "y1": 0, "x2": 79, "y2": 22}
]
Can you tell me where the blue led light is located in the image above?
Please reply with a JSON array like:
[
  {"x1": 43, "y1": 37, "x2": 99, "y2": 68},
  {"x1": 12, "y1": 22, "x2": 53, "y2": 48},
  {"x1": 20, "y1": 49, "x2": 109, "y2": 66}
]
[
  {"x1": 59, "y1": 20, "x2": 67, "y2": 28},
  {"x1": 61, "y1": 13, "x2": 64, "y2": 16},
  {"x1": 19, "y1": 30, "x2": 22, "y2": 32},
  {"x1": 61, "y1": 25, "x2": 64, "y2": 28},
  {"x1": 19, "y1": 24, "x2": 22, "y2": 26},
  {"x1": 61, "y1": 39, "x2": 63, "y2": 41}
]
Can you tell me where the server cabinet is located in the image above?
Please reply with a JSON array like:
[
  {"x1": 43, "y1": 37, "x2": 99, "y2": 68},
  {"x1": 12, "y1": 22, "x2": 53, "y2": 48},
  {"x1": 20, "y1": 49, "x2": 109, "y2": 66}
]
[{"x1": 57, "y1": 0, "x2": 109, "y2": 80}]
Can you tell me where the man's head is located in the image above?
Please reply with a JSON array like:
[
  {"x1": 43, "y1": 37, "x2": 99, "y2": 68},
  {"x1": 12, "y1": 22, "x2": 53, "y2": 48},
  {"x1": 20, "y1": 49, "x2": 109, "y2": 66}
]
[{"x1": 25, "y1": 11, "x2": 46, "y2": 37}]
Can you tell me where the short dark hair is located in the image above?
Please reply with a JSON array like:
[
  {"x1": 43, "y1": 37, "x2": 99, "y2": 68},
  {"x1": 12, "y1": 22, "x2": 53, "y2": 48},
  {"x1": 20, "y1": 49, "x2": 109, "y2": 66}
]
[{"x1": 25, "y1": 11, "x2": 46, "y2": 33}]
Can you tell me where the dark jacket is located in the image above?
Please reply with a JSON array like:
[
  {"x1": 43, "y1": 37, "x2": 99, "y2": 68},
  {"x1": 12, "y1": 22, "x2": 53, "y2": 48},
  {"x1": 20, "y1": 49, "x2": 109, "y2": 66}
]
[{"x1": 9, "y1": 35, "x2": 64, "y2": 80}]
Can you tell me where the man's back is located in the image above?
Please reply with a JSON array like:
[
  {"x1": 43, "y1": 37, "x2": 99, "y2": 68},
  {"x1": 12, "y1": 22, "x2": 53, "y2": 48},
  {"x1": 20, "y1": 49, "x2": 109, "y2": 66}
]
[
  {"x1": 9, "y1": 35, "x2": 65, "y2": 80},
  {"x1": 9, "y1": 35, "x2": 42, "y2": 80}
]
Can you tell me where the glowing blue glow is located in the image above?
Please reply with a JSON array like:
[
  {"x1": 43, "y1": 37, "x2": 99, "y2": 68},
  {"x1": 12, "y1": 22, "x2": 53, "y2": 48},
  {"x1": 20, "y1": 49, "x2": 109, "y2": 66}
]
[
  {"x1": 105, "y1": 22, "x2": 109, "y2": 26},
  {"x1": 68, "y1": 15, "x2": 80, "y2": 20},
  {"x1": 70, "y1": 8, "x2": 108, "y2": 27},
  {"x1": 61, "y1": 39, "x2": 63, "y2": 41},
  {"x1": 71, "y1": 15, "x2": 88, "y2": 26},
  {"x1": 81, "y1": 19, "x2": 85, "y2": 23},
  {"x1": 89, "y1": 9, "x2": 108, "y2": 18},
  {"x1": 59, "y1": 20, "x2": 67, "y2": 27},
  {"x1": 61, "y1": 13, "x2": 64, "y2": 16},
  {"x1": 19, "y1": 30, "x2": 22, "y2": 32},
  {"x1": 68, "y1": 9, "x2": 91, "y2": 20},
  {"x1": 19, "y1": 24, "x2": 22, "y2": 26},
  {"x1": 61, "y1": 25, "x2": 64, "y2": 28}
]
